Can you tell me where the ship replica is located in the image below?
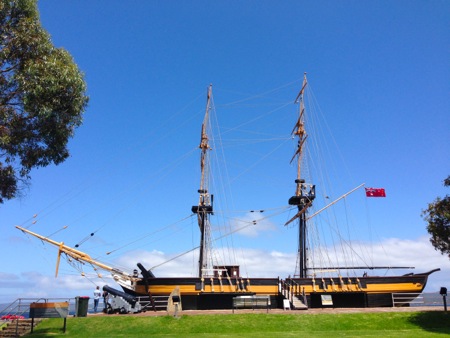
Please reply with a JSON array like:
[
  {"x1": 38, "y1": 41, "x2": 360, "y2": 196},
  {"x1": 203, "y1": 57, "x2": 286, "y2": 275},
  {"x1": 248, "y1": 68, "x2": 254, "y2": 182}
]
[{"x1": 16, "y1": 75, "x2": 439, "y2": 310}]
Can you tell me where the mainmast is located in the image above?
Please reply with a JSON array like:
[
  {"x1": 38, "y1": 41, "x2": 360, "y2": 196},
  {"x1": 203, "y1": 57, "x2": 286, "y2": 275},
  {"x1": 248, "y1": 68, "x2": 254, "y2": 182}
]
[
  {"x1": 191, "y1": 85, "x2": 214, "y2": 278},
  {"x1": 286, "y1": 73, "x2": 316, "y2": 278}
]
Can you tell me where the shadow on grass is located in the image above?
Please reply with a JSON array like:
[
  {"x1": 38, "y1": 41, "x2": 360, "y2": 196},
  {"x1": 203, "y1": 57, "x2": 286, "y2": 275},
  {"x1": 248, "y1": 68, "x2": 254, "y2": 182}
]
[
  {"x1": 408, "y1": 311, "x2": 450, "y2": 334},
  {"x1": 28, "y1": 326, "x2": 67, "y2": 337}
]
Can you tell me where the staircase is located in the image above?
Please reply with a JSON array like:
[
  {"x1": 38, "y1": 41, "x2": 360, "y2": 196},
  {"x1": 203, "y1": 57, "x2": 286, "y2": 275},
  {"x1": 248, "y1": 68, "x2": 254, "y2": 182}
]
[
  {"x1": 152, "y1": 295, "x2": 170, "y2": 311},
  {"x1": 281, "y1": 278, "x2": 309, "y2": 310},
  {"x1": 0, "y1": 319, "x2": 42, "y2": 337},
  {"x1": 291, "y1": 296, "x2": 308, "y2": 310}
]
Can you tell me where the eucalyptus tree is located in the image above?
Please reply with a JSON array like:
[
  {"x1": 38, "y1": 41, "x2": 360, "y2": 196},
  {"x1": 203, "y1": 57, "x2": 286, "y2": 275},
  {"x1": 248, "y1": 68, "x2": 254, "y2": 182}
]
[
  {"x1": 0, "y1": 0, "x2": 88, "y2": 203},
  {"x1": 422, "y1": 176, "x2": 450, "y2": 259}
]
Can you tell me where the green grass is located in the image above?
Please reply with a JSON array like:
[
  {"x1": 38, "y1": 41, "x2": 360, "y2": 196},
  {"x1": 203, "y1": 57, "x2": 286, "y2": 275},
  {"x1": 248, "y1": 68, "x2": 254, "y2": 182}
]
[{"x1": 25, "y1": 311, "x2": 450, "y2": 337}]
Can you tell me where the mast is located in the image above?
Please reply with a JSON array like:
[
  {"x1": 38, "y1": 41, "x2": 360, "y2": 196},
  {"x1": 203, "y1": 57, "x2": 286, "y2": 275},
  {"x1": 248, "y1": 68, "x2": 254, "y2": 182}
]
[
  {"x1": 191, "y1": 84, "x2": 214, "y2": 278},
  {"x1": 287, "y1": 73, "x2": 316, "y2": 278}
]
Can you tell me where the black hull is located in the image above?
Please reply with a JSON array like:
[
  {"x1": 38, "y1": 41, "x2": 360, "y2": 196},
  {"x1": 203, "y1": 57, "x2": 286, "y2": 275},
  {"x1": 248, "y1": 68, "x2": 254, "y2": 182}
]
[
  {"x1": 117, "y1": 269, "x2": 439, "y2": 310},
  {"x1": 306, "y1": 292, "x2": 418, "y2": 308},
  {"x1": 181, "y1": 293, "x2": 283, "y2": 310}
]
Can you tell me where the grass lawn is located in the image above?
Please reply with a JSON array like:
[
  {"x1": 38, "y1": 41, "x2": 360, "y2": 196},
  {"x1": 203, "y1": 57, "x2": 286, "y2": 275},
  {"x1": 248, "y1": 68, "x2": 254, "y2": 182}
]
[{"x1": 24, "y1": 311, "x2": 450, "y2": 337}]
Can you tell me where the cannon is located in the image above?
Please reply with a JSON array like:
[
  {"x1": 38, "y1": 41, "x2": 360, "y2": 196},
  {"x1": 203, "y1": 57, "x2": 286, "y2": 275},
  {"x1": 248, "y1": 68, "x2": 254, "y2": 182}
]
[
  {"x1": 137, "y1": 262, "x2": 155, "y2": 279},
  {"x1": 103, "y1": 285, "x2": 142, "y2": 314}
]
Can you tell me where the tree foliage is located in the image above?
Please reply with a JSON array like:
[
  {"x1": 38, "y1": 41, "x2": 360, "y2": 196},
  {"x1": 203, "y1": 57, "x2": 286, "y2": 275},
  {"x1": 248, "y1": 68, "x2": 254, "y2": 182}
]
[
  {"x1": 422, "y1": 175, "x2": 450, "y2": 259},
  {"x1": 0, "y1": 0, "x2": 88, "y2": 203}
]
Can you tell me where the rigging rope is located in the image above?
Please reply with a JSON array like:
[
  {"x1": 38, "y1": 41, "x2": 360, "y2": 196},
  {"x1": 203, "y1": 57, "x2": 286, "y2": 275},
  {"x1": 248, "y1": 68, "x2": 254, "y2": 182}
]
[
  {"x1": 149, "y1": 206, "x2": 291, "y2": 272},
  {"x1": 105, "y1": 214, "x2": 195, "y2": 256},
  {"x1": 16, "y1": 91, "x2": 206, "y2": 242}
]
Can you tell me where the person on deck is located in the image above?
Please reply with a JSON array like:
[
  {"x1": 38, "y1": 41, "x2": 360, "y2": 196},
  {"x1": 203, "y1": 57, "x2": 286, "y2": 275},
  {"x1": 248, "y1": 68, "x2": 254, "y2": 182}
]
[{"x1": 93, "y1": 286, "x2": 101, "y2": 313}]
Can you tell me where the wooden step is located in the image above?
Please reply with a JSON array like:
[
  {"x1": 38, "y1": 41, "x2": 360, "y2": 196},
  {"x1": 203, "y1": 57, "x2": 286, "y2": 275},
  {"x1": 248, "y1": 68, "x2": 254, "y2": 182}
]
[{"x1": 0, "y1": 319, "x2": 42, "y2": 337}]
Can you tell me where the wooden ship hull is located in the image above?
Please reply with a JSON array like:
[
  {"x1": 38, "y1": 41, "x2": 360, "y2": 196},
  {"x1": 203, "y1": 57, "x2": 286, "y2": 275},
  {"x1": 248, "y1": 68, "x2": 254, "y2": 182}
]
[
  {"x1": 113, "y1": 262, "x2": 439, "y2": 309},
  {"x1": 110, "y1": 269, "x2": 440, "y2": 310}
]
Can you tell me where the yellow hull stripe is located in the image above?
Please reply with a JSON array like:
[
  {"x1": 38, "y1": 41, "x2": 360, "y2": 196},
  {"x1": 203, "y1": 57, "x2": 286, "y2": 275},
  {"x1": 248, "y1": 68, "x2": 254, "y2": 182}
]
[
  {"x1": 136, "y1": 284, "x2": 279, "y2": 296},
  {"x1": 135, "y1": 282, "x2": 422, "y2": 296}
]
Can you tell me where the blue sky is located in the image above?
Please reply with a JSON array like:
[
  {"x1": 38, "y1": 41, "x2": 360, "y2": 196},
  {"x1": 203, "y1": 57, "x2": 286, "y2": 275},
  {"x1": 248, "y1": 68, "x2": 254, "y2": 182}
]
[{"x1": 1, "y1": 1, "x2": 449, "y2": 303}]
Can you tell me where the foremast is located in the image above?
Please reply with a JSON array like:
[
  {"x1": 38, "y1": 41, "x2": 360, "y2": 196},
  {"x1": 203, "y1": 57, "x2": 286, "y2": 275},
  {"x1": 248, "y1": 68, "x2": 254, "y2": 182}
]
[
  {"x1": 191, "y1": 85, "x2": 214, "y2": 278},
  {"x1": 286, "y1": 73, "x2": 316, "y2": 278}
]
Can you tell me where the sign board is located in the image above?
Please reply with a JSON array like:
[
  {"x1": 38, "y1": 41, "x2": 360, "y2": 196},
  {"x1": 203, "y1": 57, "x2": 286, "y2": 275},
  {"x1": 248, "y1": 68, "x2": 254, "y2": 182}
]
[
  {"x1": 29, "y1": 302, "x2": 69, "y2": 318},
  {"x1": 29, "y1": 302, "x2": 69, "y2": 334},
  {"x1": 321, "y1": 295, "x2": 333, "y2": 306},
  {"x1": 283, "y1": 299, "x2": 291, "y2": 310}
]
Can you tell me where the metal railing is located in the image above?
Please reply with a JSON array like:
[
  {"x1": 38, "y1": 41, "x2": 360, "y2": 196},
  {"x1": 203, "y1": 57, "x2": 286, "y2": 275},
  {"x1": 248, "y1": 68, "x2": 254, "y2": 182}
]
[
  {"x1": 391, "y1": 293, "x2": 423, "y2": 307},
  {"x1": 280, "y1": 278, "x2": 308, "y2": 308},
  {"x1": 1, "y1": 298, "x2": 75, "y2": 320},
  {"x1": 232, "y1": 295, "x2": 270, "y2": 313}
]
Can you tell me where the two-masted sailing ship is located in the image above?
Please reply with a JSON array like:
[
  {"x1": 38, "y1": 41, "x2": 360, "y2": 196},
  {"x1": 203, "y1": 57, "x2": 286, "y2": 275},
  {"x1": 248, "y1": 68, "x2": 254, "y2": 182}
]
[{"x1": 16, "y1": 75, "x2": 439, "y2": 310}]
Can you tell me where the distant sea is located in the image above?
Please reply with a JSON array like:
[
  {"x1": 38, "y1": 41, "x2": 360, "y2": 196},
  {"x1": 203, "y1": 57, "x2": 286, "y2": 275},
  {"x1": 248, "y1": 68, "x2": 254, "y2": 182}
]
[{"x1": 410, "y1": 292, "x2": 446, "y2": 307}]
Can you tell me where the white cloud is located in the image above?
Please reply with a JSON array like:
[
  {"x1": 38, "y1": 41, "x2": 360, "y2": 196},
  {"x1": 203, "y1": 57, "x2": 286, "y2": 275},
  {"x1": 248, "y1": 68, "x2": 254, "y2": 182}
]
[{"x1": 231, "y1": 211, "x2": 277, "y2": 237}]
